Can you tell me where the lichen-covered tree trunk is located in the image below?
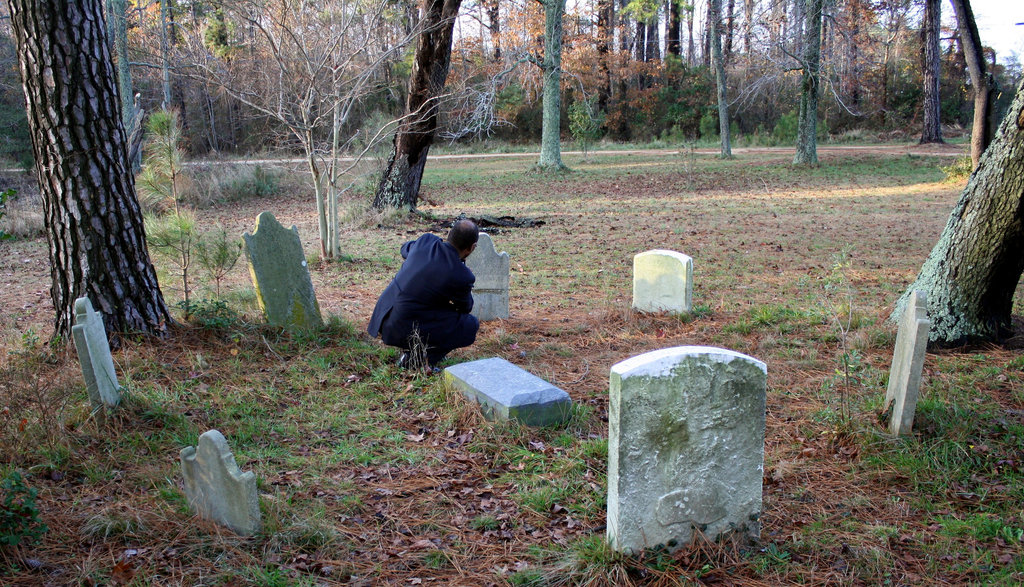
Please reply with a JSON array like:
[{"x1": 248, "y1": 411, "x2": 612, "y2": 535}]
[
  {"x1": 793, "y1": 0, "x2": 823, "y2": 166},
  {"x1": 710, "y1": 0, "x2": 731, "y2": 158},
  {"x1": 537, "y1": 0, "x2": 566, "y2": 171},
  {"x1": 893, "y1": 78, "x2": 1024, "y2": 346},
  {"x1": 374, "y1": 0, "x2": 463, "y2": 210},
  {"x1": 7, "y1": 0, "x2": 171, "y2": 343},
  {"x1": 950, "y1": 0, "x2": 997, "y2": 169},
  {"x1": 919, "y1": 0, "x2": 943, "y2": 144}
]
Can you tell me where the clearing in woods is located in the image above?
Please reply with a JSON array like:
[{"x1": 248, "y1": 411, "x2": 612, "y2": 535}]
[{"x1": 1, "y1": 146, "x2": 1022, "y2": 585}]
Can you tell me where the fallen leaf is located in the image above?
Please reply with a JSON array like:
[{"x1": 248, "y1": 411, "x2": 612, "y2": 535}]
[{"x1": 406, "y1": 433, "x2": 425, "y2": 442}]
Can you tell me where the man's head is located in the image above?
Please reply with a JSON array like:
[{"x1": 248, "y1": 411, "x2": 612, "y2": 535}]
[{"x1": 447, "y1": 218, "x2": 479, "y2": 260}]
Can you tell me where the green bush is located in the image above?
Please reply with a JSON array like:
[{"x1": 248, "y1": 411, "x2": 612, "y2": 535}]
[
  {"x1": 176, "y1": 299, "x2": 241, "y2": 330},
  {"x1": 1, "y1": 471, "x2": 47, "y2": 548},
  {"x1": 699, "y1": 111, "x2": 718, "y2": 140},
  {"x1": 941, "y1": 153, "x2": 972, "y2": 182}
]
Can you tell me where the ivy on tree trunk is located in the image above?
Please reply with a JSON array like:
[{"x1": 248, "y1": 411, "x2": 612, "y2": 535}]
[
  {"x1": 7, "y1": 0, "x2": 171, "y2": 343},
  {"x1": 893, "y1": 78, "x2": 1024, "y2": 346}
]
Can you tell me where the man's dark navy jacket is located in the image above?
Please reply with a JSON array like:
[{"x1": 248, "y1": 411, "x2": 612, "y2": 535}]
[{"x1": 367, "y1": 233, "x2": 479, "y2": 353}]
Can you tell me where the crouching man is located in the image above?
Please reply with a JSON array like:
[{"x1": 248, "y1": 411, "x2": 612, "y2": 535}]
[{"x1": 367, "y1": 219, "x2": 480, "y2": 369}]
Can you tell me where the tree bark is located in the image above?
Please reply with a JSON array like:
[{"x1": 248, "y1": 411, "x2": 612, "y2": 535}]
[
  {"x1": 667, "y1": 0, "x2": 681, "y2": 57},
  {"x1": 920, "y1": 0, "x2": 943, "y2": 144},
  {"x1": 7, "y1": 0, "x2": 171, "y2": 343},
  {"x1": 597, "y1": 0, "x2": 613, "y2": 111},
  {"x1": 374, "y1": 0, "x2": 463, "y2": 209},
  {"x1": 949, "y1": 0, "x2": 997, "y2": 169},
  {"x1": 793, "y1": 0, "x2": 823, "y2": 166},
  {"x1": 893, "y1": 77, "x2": 1024, "y2": 345},
  {"x1": 537, "y1": 0, "x2": 566, "y2": 170},
  {"x1": 710, "y1": 0, "x2": 731, "y2": 158}
]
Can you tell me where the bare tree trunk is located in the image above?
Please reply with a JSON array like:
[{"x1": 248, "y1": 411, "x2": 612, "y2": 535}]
[
  {"x1": 7, "y1": 0, "x2": 170, "y2": 342},
  {"x1": 598, "y1": 0, "x2": 613, "y2": 110},
  {"x1": 743, "y1": 0, "x2": 753, "y2": 57},
  {"x1": 794, "y1": 0, "x2": 823, "y2": 166},
  {"x1": 893, "y1": 78, "x2": 1024, "y2": 345},
  {"x1": 537, "y1": 0, "x2": 566, "y2": 170},
  {"x1": 687, "y1": 5, "x2": 695, "y2": 65},
  {"x1": 724, "y1": 0, "x2": 735, "y2": 64},
  {"x1": 702, "y1": 0, "x2": 711, "y2": 66},
  {"x1": 483, "y1": 0, "x2": 500, "y2": 60},
  {"x1": 374, "y1": 0, "x2": 463, "y2": 209},
  {"x1": 949, "y1": 0, "x2": 997, "y2": 169},
  {"x1": 920, "y1": 0, "x2": 943, "y2": 144},
  {"x1": 667, "y1": 0, "x2": 681, "y2": 57},
  {"x1": 710, "y1": 0, "x2": 732, "y2": 158}
]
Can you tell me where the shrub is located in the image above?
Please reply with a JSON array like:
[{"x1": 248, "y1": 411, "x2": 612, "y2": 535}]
[
  {"x1": 941, "y1": 152, "x2": 972, "y2": 182},
  {"x1": 0, "y1": 188, "x2": 13, "y2": 241},
  {"x1": 1, "y1": 471, "x2": 47, "y2": 548}
]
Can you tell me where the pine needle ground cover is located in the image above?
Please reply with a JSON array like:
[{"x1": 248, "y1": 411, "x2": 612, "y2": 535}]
[{"x1": 1, "y1": 146, "x2": 1021, "y2": 585}]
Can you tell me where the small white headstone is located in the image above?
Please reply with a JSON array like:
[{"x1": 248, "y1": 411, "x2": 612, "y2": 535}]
[
  {"x1": 607, "y1": 346, "x2": 766, "y2": 553},
  {"x1": 884, "y1": 290, "x2": 930, "y2": 435},
  {"x1": 632, "y1": 250, "x2": 693, "y2": 314},
  {"x1": 71, "y1": 297, "x2": 121, "y2": 411},
  {"x1": 180, "y1": 430, "x2": 261, "y2": 536},
  {"x1": 465, "y1": 233, "x2": 510, "y2": 321}
]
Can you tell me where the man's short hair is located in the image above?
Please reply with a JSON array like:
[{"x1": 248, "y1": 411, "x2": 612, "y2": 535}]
[{"x1": 447, "y1": 218, "x2": 479, "y2": 251}]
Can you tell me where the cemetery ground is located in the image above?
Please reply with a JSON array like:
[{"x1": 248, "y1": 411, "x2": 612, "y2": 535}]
[{"x1": 1, "y1": 146, "x2": 1023, "y2": 585}]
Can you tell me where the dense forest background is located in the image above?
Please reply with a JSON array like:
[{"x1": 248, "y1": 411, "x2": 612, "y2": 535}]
[{"x1": 0, "y1": 0, "x2": 1021, "y2": 167}]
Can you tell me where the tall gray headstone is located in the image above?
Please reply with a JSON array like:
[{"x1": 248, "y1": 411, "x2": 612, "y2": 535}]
[
  {"x1": 242, "y1": 211, "x2": 323, "y2": 329},
  {"x1": 883, "y1": 290, "x2": 930, "y2": 436},
  {"x1": 608, "y1": 346, "x2": 766, "y2": 554},
  {"x1": 71, "y1": 297, "x2": 121, "y2": 411},
  {"x1": 465, "y1": 233, "x2": 510, "y2": 321},
  {"x1": 180, "y1": 429, "x2": 261, "y2": 536},
  {"x1": 632, "y1": 250, "x2": 693, "y2": 314}
]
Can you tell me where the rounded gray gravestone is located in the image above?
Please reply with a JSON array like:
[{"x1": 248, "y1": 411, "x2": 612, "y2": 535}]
[
  {"x1": 465, "y1": 233, "x2": 510, "y2": 321},
  {"x1": 242, "y1": 211, "x2": 323, "y2": 329},
  {"x1": 607, "y1": 346, "x2": 766, "y2": 554}
]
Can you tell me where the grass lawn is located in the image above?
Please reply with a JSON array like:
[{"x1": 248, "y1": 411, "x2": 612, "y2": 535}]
[{"x1": 1, "y1": 146, "x2": 1022, "y2": 585}]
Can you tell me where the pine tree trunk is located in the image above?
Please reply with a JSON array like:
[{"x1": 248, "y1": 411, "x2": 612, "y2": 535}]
[
  {"x1": 950, "y1": 0, "x2": 997, "y2": 169},
  {"x1": 537, "y1": 0, "x2": 566, "y2": 170},
  {"x1": 667, "y1": 0, "x2": 681, "y2": 57},
  {"x1": 597, "y1": 0, "x2": 613, "y2": 111},
  {"x1": 920, "y1": 0, "x2": 944, "y2": 144},
  {"x1": 794, "y1": 0, "x2": 823, "y2": 166},
  {"x1": 893, "y1": 78, "x2": 1024, "y2": 345},
  {"x1": 710, "y1": 0, "x2": 732, "y2": 158},
  {"x1": 374, "y1": 0, "x2": 463, "y2": 209},
  {"x1": 7, "y1": 0, "x2": 171, "y2": 343}
]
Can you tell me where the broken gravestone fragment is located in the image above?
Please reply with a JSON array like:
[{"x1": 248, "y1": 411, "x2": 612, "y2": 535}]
[
  {"x1": 883, "y1": 290, "x2": 930, "y2": 435},
  {"x1": 180, "y1": 429, "x2": 261, "y2": 536}
]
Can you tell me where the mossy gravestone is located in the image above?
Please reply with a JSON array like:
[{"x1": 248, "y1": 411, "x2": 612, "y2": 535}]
[
  {"x1": 607, "y1": 346, "x2": 766, "y2": 554},
  {"x1": 465, "y1": 233, "x2": 510, "y2": 321},
  {"x1": 242, "y1": 211, "x2": 323, "y2": 329},
  {"x1": 180, "y1": 430, "x2": 261, "y2": 536},
  {"x1": 883, "y1": 290, "x2": 930, "y2": 436},
  {"x1": 632, "y1": 249, "x2": 693, "y2": 314},
  {"x1": 71, "y1": 297, "x2": 121, "y2": 412}
]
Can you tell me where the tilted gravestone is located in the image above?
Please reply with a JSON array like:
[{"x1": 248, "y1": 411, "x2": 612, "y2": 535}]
[
  {"x1": 607, "y1": 346, "x2": 766, "y2": 554},
  {"x1": 883, "y1": 290, "x2": 930, "y2": 436},
  {"x1": 242, "y1": 211, "x2": 323, "y2": 329},
  {"x1": 180, "y1": 429, "x2": 261, "y2": 536},
  {"x1": 444, "y1": 357, "x2": 572, "y2": 426},
  {"x1": 632, "y1": 250, "x2": 693, "y2": 314},
  {"x1": 465, "y1": 233, "x2": 510, "y2": 321},
  {"x1": 71, "y1": 297, "x2": 121, "y2": 411}
]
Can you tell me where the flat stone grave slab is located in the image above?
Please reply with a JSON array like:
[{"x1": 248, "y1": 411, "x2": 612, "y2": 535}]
[
  {"x1": 444, "y1": 357, "x2": 572, "y2": 426},
  {"x1": 242, "y1": 211, "x2": 323, "y2": 329},
  {"x1": 180, "y1": 429, "x2": 261, "y2": 536},
  {"x1": 465, "y1": 233, "x2": 510, "y2": 321},
  {"x1": 608, "y1": 346, "x2": 766, "y2": 554},
  {"x1": 633, "y1": 249, "x2": 693, "y2": 314},
  {"x1": 71, "y1": 297, "x2": 121, "y2": 411},
  {"x1": 883, "y1": 290, "x2": 930, "y2": 435}
]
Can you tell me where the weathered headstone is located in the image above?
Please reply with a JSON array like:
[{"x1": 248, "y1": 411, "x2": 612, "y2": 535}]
[
  {"x1": 607, "y1": 346, "x2": 766, "y2": 553},
  {"x1": 180, "y1": 429, "x2": 261, "y2": 536},
  {"x1": 632, "y1": 250, "x2": 693, "y2": 314},
  {"x1": 883, "y1": 290, "x2": 930, "y2": 436},
  {"x1": 465, "y1": 233, "x2": 510, "y2": 321},
  {"x1": 71, "y1": 297, "x2": 121, "y2": 411},
  {"x1": 242, "y1": 211, "x2": 323, "y2": 329},
  {"x1": 444, "y1": 357, "x2": 572, "y2": 426}
]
